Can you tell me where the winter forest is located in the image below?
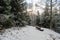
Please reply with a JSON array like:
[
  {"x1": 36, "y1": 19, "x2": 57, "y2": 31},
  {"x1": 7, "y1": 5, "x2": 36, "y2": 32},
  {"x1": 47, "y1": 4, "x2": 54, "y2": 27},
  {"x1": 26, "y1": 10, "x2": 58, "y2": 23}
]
[{"x1": 0, "y1": 0, "x2": 60, "y2": 40}]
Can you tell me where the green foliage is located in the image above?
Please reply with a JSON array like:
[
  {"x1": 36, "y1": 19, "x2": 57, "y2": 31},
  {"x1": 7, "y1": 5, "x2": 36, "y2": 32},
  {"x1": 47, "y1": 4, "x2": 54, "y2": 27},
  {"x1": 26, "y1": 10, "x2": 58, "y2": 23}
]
[
  {"x1": 3, "y1": 19, "x2": 13, "y2": 28},
  {"x1": 36, "y1": 16, "x2": 40, "y2": 26},
  {"x1": 36, "y1": 11, "x2": 41, "y2": 26},
  {"x1": 10, "y1": 0, "x2": 30, "y2": 26},
  {"x1": 0, "y1": 15, "x2": 13, "y2": 29},
  {"x1": 0, "y1": 0, "x2": 30, "y2": 29},
  {"x1": 0, "y1": 0, "x2": 5, "y2": 14},
  {"x1": 42, "y1": 16, "x2": 50, "y2": 28}
]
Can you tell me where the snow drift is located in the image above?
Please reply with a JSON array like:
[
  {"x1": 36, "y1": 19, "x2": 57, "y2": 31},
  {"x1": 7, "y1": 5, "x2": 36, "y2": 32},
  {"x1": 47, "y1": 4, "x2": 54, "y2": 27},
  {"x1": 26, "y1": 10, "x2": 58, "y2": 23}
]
[{"x1": 0, "y1": 26, "x2": 60, "y2": 40}]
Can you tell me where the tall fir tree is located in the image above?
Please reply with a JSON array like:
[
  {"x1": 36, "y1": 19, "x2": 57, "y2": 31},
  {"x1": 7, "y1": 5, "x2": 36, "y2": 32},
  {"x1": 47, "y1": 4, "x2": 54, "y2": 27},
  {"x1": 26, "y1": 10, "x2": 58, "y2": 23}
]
[
  {"x1": 0, "y1": 0, "x2": 13, "y2": 28},
  {"x1": 0, "y1": 0, "x2": 30, "y2": 29},
  {"x1": 42, "y1": 0, "x2": 50, "y2": 28},
  {"x1": 10, "y1": 0, "x2": 30, "y2": 26},
  {"x1": 36, "y1": 11, "x2": 41, "y2": 26}
]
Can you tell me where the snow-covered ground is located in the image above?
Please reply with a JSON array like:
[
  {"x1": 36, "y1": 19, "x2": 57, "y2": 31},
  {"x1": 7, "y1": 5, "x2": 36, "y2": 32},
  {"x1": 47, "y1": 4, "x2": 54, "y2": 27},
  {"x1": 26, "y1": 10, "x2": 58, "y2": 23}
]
[{"x1": 0, "y1": 25, "x2": 60, "y2": 40}]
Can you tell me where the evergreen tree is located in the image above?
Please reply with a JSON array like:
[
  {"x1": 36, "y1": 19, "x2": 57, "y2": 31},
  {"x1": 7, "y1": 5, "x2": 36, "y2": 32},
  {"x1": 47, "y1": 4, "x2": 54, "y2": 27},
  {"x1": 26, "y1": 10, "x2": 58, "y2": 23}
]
[
  {"x1": 36, "y1": 11, "x2": 41, "y2": 26},
  {"x1": 0, "y1": 0, "x2": 12, "y2": 29},
  {"x1": 10, "y1": 0, "x2": 30, "y2": 26},
  {"x1": 0, "y1": 0, "x2": 5, "y2": 14},
  {"x1": 0, "y1": 0, "x2": 30, "y2": 29},
  {"x1": 42, "y1": 0, "x2": 57, "y2": 29},
  {"x1": 42, "y1": 0, "x2": 50, "y2": 28}
]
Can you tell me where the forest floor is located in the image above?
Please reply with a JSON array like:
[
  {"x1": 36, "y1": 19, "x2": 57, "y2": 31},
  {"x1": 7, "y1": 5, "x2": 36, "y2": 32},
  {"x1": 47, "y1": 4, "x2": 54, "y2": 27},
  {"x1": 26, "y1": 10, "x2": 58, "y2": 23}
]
[{"x1": 0, "y1": 25, "x2": 60, "y2": 40}]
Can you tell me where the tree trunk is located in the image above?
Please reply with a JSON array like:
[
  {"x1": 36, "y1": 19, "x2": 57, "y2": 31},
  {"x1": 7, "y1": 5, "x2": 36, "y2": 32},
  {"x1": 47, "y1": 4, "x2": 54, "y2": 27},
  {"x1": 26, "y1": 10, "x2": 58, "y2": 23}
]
[{"x1": 50, "y1": 0, "x2": 53, "y2": 29}]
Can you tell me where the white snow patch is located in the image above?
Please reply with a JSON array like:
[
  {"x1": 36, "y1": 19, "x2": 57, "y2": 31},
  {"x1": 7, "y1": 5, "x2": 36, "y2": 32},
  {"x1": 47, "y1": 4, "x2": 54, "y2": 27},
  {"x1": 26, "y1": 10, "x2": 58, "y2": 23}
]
[{"x1": 0, "y1": 25, "x2": 60, "y2": 40}]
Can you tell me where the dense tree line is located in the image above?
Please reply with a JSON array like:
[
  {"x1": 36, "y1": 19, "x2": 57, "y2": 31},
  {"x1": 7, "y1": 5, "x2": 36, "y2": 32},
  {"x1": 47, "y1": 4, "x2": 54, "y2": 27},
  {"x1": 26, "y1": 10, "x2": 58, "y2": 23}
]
[
  {"x1": 0, "y1": 0, "x2": 30, "y2": 29},
  {"x1": 36, "y1": 0, "x2": 59, "y2": 29}
]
